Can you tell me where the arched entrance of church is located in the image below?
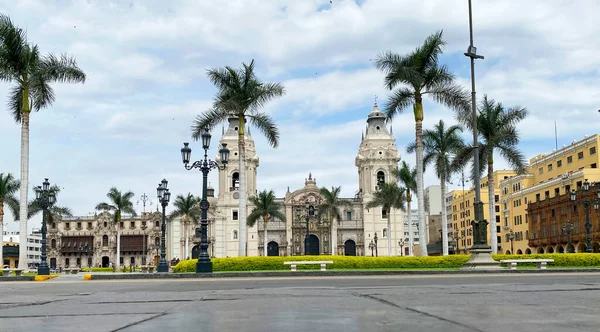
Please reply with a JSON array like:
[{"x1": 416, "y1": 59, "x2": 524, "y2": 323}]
[
  {"x1": 267, "y1": 241, "x2": 279, "y2": 256},
  {"x1": 191, "y1": 245, "x2": 200, "y2": 259},
  {"x1": 50, "y1": 258, "x2": 57, "y2": 269},
  {"x1": 306, "y1": 234, "x2": 320, "y2": 255},
  {"x1": 344, "y1": 239, "x2": 356, "y2": 256},
  {"x1": 102, "y1": 256, "x2": 109, "y2": 268}
]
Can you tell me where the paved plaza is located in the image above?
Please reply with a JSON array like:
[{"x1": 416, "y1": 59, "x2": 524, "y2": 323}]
[{"x1": 1, "y1": 273, "x2": 600, "y2": 331}]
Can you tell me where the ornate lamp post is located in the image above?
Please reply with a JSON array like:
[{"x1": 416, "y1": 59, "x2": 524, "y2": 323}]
[
  {"x1": 507, "y1": 229, "x2": 515, "y2": 254},
  {"x1": 373, "y1": 232, "x2": 378, "y2": 257},
  {"x1": 181, "y1": 128, "x2": 229, "y2": 273},
  {"x1": 156, "y1": 179, "x2": 171, "y2": 273},
  {"x1": 569, "y1": 179, "x2": 600, "y2": 253},
  {"x1": 398, "y1": 239, "x2": 405, "y2": 256},
  {"x1": 368, "y1": 240, "x2": 374, "y2": 257},
  {"x1": 562, "y1": 222, "x2": 574, "y2": 253},
  {"x1": 35, "y1": 178, "x2": 56, "y2": 276},
  {"x1": 141, "y1": 223, "x2": 147, "y2": 266},
  {"x1": 304, "y1": 201, "x2": 314, "y2": 255}
]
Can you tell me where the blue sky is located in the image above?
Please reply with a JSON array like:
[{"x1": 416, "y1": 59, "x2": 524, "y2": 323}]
[{"x1": 1, "y1": 0, "x2": 599, "y2": 233}]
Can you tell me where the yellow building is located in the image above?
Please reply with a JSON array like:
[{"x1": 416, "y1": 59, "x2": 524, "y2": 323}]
[
  {"x1": 499, "y1": 134, "x2": 600, "y2": 254},
  {"x1": 448, "y1": 170, "x2": 516, "y2": 254},
  {"x1": 2, "y1": 242, "x2": 19, "y2": 268}
]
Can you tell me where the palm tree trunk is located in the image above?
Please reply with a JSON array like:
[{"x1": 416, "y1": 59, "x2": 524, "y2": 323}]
[
  {"x1": 116, "y1": 227, "x2": 121, "y2": 270},
  {"x1": 0, "y1": 205, "x2": 4, "y2": 270},
  {"x1": 415, "y1": 116, "x2": 428, "y2": 256},
  {"x1": 407, "y1": 197, "x2": 413, "y2": 256},
  {"x1": 488, "y1": 158, "x2": 497, "y2": 254},
  {"x1": 263, "y1": 216, "x2": 268, "y2": 256},
  {"x1": 185, "y1": 221, "x2": 189, "y2": 259},
  {"x1": 441, "y1": 175, "x2": 449, "y2": 256},
  {"x1": 387, "y1": 208, "x2": 392, "y2": 256},
  {"x1": 331, "y1": 216, "x2": 336, "y2": 255},
  {"x1": 238, "y1": 118, "x2": 247, "y2": 257},
  {"x1": 18, "y1": 97, "x2": 31, "y2": 270}
]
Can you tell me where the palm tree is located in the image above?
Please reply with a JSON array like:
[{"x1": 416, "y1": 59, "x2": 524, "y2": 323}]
[
  {"x1": 394, "y1": 161, "x2": 416, "y2": 256},
  {"x1": 27, "y1": 184, "x2": 73, "y2": 223},
  {"x1": 408, "y1": 120, "x2": 464, "y2": 255},
  {"x1": 0, "y1": 15, "x2": 86, "y2": 269},
  {"x1": 0, "y1": 173, "x2": 19, "y2": 269},
  {"x1": 247, "y1": 190, "x2": 285, "y2": 256},
  {"x1": 365, "y1": 182, "x2": 406, "y2": 256},
  {"x1": 169, "y1": 193, "x2": 200, "y2": 259},
  {"x1": 192, "y1": 59, "x2": 285, "y2": 257},
  {"x1": 318, "y1": 186, "x2": 352, "y2": 255},
  {"x1": 95, "y1": 188, "x2": 136, "y2": 271},
  {"x1": 375, "y1": 30, "x2": 469, "y2": 256},
  {"x1": 455, "y1": 95, "x2": 528, "y2": 253}
]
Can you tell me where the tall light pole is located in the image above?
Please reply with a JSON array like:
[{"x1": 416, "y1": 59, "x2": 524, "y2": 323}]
[
  {"x1": 508, "y1": 229, "x2": 515, "y2": 254},
  {"x1": 181, "y1": 128, "x2": 229, "y2": 273},
  {"x1": 462, "y1": 0, "x2": 500, "y2": 269},
  {"x1": 156, "y1": 179, "x2": 171, "y2": 273},
  {"x1": 570, "y1": 179, "x2": 600, "y2": 253},
  {"x1": 562, "y1": 221, "x2": 574, "y2": 253},
  {"x1": 141, "y1": 223, "x2": 147, "y2": 266},
  {"x1": 304, "y1": 201, "x2": 313, "y2": 255},
  {"x1": 34, "y1": 178, "x2": 55, "y2": 276}
]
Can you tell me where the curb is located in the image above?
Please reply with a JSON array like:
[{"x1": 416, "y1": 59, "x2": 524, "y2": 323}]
[
  {"x1": 87, "y1": 268, "x2": 600, "y2": 280},
  {"x1": 0, "y1": 276, "x2": 35, "y2": 282},
  {"x1": 34, "y1": 275, "x2": 60, "y2": 282}
]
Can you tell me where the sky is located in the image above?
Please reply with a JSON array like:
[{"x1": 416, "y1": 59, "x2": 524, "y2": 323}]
[{"x1": 1, "y1": 0, "x2": 599, "y2": 233}]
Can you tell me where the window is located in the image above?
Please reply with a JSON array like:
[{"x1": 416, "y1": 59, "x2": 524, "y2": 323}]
[
  {"x1": 524, "y1": 197, "x2": 527, "y2": 204},
  {"x1": 65, "y1": 222, "x2": 70, "y2": 230},
  {"x1": 376, "y1": 171, "x2": 385, "y2": 189},
  {"x1": 494, "y1": 195, "x2": 499, "y2": 203},
  {"x1": 120, "y1": 222, "x2": 124, "y2": 229},
  {"x1": 346, "y1": 211, "x2": 352, "y2": 221},
  {"x1": 567, "y1": 156, "x2": 573, "y2": 163},
  {"x1": 495, "y1": 205, "x2": 500, "y2": 212},
  {"x1": 592, "y1": 163, "x2": 598, "y2": 169},
  {"x1": 547, "y1": 164, "x2": 553, "y2": 171},
  {"x1": 578, "y1": 151, "x2": 584, "y2": 159},
  {"x1": 231, "y1": 172, "x2": 240, "y2": 191},
  {"x1": 103, "y1": 222, "x2": 107, "y2": 228},
  {"x1": 155, "y1": 237, "x2": 160, "y2": 246},
  {"x1": 130, "y1": 221, "x2": 135, "y2": 228},
  {"x1": 51, "y1": 239, "x2": 56, "y2": 249},
  {"x1": 565, "y1": 185, "x2": 571, "y2": 193},
  {"x1": 591, "y1": 147, "x2": 597, "y2": 155},
  {"x1": 155, "y1": 220, "x2": 159, "y2": 227},
  {"x1": 51, "y1": 223, "x2": 56, "y2": 229},
  {"x1": 557, "y1": 160, "x2": 562, "y2": 167},
  {"x1": 545, "y1": 191, "x2": 550, "y2": 199},
  {"x1": 538, "y1": 168, "x2": 543, "y2": 175},
  {"x1": 77, "y1": 222, "x2": 82, "y2": 229},
  {"x1": 309, "y1": 205, "x2": 315, "y2": 217},
  {"x1": 381, "y1": 208, "x2": 387, "y2": 219},
  {"x1": 87, "y1": 222, "x2": 92, "y2": 229},
  {"x1": 233, "y1": 210, "x2": 239, "y2": 220},
  {"x1": 536, "y1": 193, "x2": 540, "y2": 201},
  {"x1": 102, "y1": 235, "x2": 108, "y2": 246},
  {"x1": 233, "y1": 230, "x2": 238, "y2": 240},
  {"x1": 382, "y1": 228, "x2": 388, "y2": 238},
  {"x1": 555, "y1": 188, "x2": 560, "y2": 196}
]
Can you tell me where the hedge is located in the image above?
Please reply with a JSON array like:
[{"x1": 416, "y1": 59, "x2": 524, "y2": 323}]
[{"x1": 173, "y1": 253, "x2": 600, "y2": 273}]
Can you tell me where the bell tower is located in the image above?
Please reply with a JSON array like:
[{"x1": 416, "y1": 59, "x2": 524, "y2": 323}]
[{"x1": 355, "y1": 102, "x2": 404, "y2": 256}]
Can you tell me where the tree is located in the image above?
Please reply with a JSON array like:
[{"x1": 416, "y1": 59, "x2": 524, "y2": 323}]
[
  {"x1": 169, "y1": 193, "x2": 200, "y2": 259},
  {"x1": 95, "y1": 188, "x2": 136, "y2": 271},
  {"x1": 192, "y1": 59, "x2": 285, "y2": 257},
  {"x1": 455, "y1": 95, "x2": 528, "y2": 253},
  {"x1": 318, "y1": 186, "x2": 352, "y2": 255},
  {"x1": 0, "y1": 173, "x2": 19, "y2": 268},
  {"x1": 365, "y1": 182, "x2": 406, "y2": 256},
  {"x1": 0, "y1": 15, "x2": 86, "y2": 269},
  {"x1": 394, "y1": 161, "x2": 416, "y2": 256},
  {"x1": 247, "y1": 190, "x2": 285, "y2": 256},
  {"x1": 27, "y1": 184, "x2": 73, "y2": 223},
  {"x1": 408, "y1": 120, "x2": 464, "y2": 255},
  {"x1": 375, "y1": 30, "x2": 469, "y2": 256}
]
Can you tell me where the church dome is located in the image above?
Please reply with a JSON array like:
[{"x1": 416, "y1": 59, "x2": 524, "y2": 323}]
[{"x1": 367, "y1": 103, "x2": 386, "y2": 119}]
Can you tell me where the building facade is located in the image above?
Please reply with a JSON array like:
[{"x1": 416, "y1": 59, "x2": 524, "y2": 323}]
[
  {"x1": 198, "y1": 103, "x2": 407, "y2": 258},
  {"x1": 499, "y1": 134, "x2": 600, "y2": 254},
  {"x1": 3, "y1": 230, "x2": 43, "y2": 268}
]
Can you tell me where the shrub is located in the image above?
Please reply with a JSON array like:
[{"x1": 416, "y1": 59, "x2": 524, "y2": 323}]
[{"x1": 492, "y1": 253, "x2": 600, "y2": 267}]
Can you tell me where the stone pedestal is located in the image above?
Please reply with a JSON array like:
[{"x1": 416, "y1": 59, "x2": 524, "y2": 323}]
[{"x1": 461, "y1": 248, "x2": 502, "y2": 270}]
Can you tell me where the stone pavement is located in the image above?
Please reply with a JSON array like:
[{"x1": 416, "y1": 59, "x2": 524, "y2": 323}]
[{"x1": 1, "y1": 273, "x2": 600, "y2": 331}]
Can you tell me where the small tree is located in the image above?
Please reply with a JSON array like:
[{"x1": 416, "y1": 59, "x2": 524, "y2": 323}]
[
  {"x1": 169, "y1": 193, "x2": 200, "y2": 259},
  {"x1": 394, "y1": 162, "x2": 416, "y2": 256},
  {"x1": 0, "y1": 173, "x2": 19, "y2": 268},
  {"x1": 365, "y1": 182, "x2": 406, "y2": 256},
  {"x1": 318, "y1": 186, "x2": 352, "y2": 255},
  {"x1": 247, "y1": 190, "x2": 285, "y2": 256}
]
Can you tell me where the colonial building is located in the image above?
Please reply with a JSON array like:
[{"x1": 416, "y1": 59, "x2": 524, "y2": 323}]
[{"x1": 196, "y1": 103, "x2": 407, "y2": 258}]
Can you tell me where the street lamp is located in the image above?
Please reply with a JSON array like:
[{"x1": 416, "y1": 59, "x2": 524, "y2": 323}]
[
  {"x1": 507, "y1": 229, "x2": 515, "y2": 254},
  {"x1": 304, "y1": 201, "x2": 314, "y2": 255},
  {"x1": 562, "y1": 222, "x2": 574, "y2": 253},
  {"x1": 181, "y1": 128, "x2": 229, "y2": 273},
  {"x1": 373, "y1": 232, "x2": 378, "y2": 257},
  {"x1": 368, "y1": 240, "x2": 375, "y2": 257},
  {"x1": 156, "y1": 179, "x2": 171, "y2": 272},
  {"x1": 569, "y1": 179, "x2": 599, "y2": 253},
  {"x1": 398, "y1": 239, "x2": 405, "y2": 256},
  {"x1": 34, "y1": 178, "x2": 56, "y2": 276}
]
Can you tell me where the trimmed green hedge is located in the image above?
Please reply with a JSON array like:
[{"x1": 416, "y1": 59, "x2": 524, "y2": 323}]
[{"x1": 173, "y1": 253, "x2": 600, "y2": 273}]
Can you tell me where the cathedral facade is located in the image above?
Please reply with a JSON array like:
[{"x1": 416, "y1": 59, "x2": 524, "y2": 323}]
[{"x1": 196, "y1": 103, "x2": 407, "y2": 258}]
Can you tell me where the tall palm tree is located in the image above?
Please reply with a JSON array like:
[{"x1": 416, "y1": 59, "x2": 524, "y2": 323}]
[
  {"x1": 394, "y1": 161, "x2": 416, "y2": 256},
  {"x1": 0, "y1": 15, "x2": 86, "y2": 269},
  {"x1": 365, "y1": 182, "x2": 406, "y2": 256},
  {"x1": 192, "y1": 59, "x2": 285, "y2": 257},
  {"x1": 375, "y1": 30, "x2": 469, "y2": 256},
  {"x1": 455, "y1": 95, "x2": 528, "y2": 254},
  {"x1": 169, "y1": 193, "x2": 200, "y2": 259},
  {"x1": 95, "y1": 188, "x2": 136, "y2": 271},
  {"x1": 318, "y1": 186, "x2": 352, "y2": 255},
  {"x1": 27, "y1": 184, "x2": 73, "y2": 223},
  {"x1": 247, "y1": 190, "x2": 285, "y2": 256},
  {"x1": 408, "y1": 120, "x2": 464, "y2": 255},
  {"x1": 0, "y1": 173, "x2": 19, "y2": 269}
]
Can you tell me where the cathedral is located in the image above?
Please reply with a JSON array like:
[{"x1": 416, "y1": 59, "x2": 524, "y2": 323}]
[{"x1": 199, "y1": 103, "x2": 407, "y2": 258}]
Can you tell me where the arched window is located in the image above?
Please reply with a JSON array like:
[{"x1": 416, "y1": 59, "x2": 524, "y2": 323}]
[
  {"x1": 233, "y1": 230, "x2": 238, "y2": 240},
  {"x1": 231, "y1": 172, "x2": 240, "y2": 191},
  {"x1": 376, "y1": 171, "x2": 385, "y2": 189},
  {"x1": 308, "y1": 205, "x2": 315, "y2": 217},
  {"x1": 382, "y1": 228, "x2": 388, "y2": 238},
  {"x1": 65, "y1": 258, "x2": 70, "y2": 267},
  {"x1": 155, "y1": 237, "x2": 160, "y2": 246},
  {"x1": 102, "y1": 235, "x2": 108, "y2": 246},
  {"x1": 51, "y1": 239, "x2": 56, "y2": 249}
]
